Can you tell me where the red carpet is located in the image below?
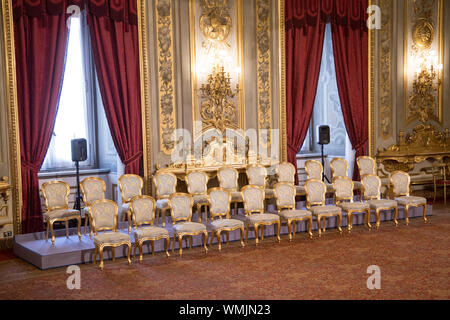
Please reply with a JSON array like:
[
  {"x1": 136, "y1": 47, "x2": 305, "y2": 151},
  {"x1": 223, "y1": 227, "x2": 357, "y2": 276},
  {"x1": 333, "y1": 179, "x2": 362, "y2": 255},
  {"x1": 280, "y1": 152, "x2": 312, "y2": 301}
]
[{"x1": 0, "y1": 206, "x2": 449, "y2": 300}]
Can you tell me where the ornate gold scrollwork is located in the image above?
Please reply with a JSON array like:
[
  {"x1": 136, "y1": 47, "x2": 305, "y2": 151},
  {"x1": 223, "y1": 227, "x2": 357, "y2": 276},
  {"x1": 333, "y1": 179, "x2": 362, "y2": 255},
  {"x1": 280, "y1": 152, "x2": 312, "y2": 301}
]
[
  {"x1": 0, "y1": 177, "x2": 10, "y2": 218},
  {"x1": 256, "y1": 0, "x2": 272, "y2": 147},
  {"x1": 156, "y1": 0, "x2": 177, "y2": 155},
  {"x1": 199, "y1": 0, "x2": 232, "y2": 45}
]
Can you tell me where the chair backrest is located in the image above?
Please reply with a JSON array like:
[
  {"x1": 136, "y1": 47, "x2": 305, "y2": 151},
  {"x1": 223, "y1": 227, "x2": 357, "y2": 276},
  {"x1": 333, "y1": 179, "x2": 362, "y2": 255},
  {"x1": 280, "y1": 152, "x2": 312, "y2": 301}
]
[
  {"x1": 330, "y1": 158, "x2": 348, "y2": 179},
  {"x1": 208, "y1": 188, "x2": 231, "y2": 220},
  {"x1": 41, "y1": 180, "x2": 70, "y2": 211},
  {"x1": 357, "y1": 156, "x2": 376, "y2": 176},
  {"x1": 273, "y1": 182, "x2": 296, "y2": 211},
  {"x1": 80, "y1": 177, "x2": 106, "y2": 207},
  {"x1": 304, "y1": 179, "x2": 326, "y2": 208},
  {"x1": 361, "y1": 174, "x2": 381, "y2": 200},
  {"x1": 153, "y1": 171, "x2": 177, "y2": 198},
  {"x1": 130, "y1": 195, "x2": 157, "y2": 228},
  {"x1": 246, "y1": 165, "x2": 267, "y2": 187},
  {"x1": 89, "y1": 199, "x2": 118, "y2": 234},
  {"x1": 217, "y1": 167, "x2": 239, "y2": 191},
  {"x1": 276, "y1": 162, "x2": 296, "y2": 183},
  {"x1": 332, "y1": 176, "x2": 354, "y2": 203},
  {"x1": 118, "y1": 174, "x2": 143, "y2": 203},
  {"x1": 390, "y1": 171, "x2": 410, "y2": 197},
  {"x1": 168, "y1": 193, "x2": 194, "y2": 223},
  {"x1": 186, "y1": 171, "x2": 209, "y2": 195},
  {"x1": 241, "y1": 185, "x2": 265, "y2": 215},
  {"x1": 305, "y1": 160, "x2": 323, "y2": 180}
]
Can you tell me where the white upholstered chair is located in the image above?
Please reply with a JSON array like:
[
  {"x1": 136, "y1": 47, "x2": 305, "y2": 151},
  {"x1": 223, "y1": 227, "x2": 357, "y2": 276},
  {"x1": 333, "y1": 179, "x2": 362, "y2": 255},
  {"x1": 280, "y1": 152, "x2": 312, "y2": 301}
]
[
  {"x1": 273, "y1": 182, "x2": 313, "y2": 241},
  {"x1": 90, "y1": 199, "x2": 132, "y2": 271},
  {"x1": 332, "y1": 176, "x2": 371, "y2": 232},
  {"x1": 330, "y1": 157, "x2": 362, "y2": 191},
  {"x1": 118, "y1": 174, "x2": 143, "y2": 234},
  {"x1": 361, "y1": 174, "x2": 398, "y2": 229},
  {"x1": 356, "y1": 156, "x2": 377, "y2": 177},
  {"x1": 217, "y1": 166, "x2": 243, "y2": 215},
  {"x1": 186, "y1": 171, "x2": 210, "y2": 222},
  {"x1": 390, "y1": 171, "x2": 427, "y2": 225},
  {"x1": 241, "y1": 185, "x2": 281, "y2": 245},
  {"x1": 80, "y1": 177, "x2": 106, "y2": 237},
  {"x1": 276, "y1": 161, "x2": 305, "y2": 195},
  {"x1": 153, "y1": 170, "x2": 177, "y2": 227},
  {"x1": 305, "y1": 160, "x2": 333, "y2": 192},
  {"x1": 168, "y1": 193, "x2": 208, "y2": 257},
  {"x1": 207, "y1": 188, "x2": 245, "y2": 251},
  {"x1": 130, "y1": 195, "x2": 170, "y2": 262},
  {"x1": 41, "y1": 181, "x2": 81, "y2": 244},
  {"x1": 305, "y1": 179, "x2": 342, "y2": 237},
  {"x1": 246, "y1": 164, "x2": 274, "y2": 208}
]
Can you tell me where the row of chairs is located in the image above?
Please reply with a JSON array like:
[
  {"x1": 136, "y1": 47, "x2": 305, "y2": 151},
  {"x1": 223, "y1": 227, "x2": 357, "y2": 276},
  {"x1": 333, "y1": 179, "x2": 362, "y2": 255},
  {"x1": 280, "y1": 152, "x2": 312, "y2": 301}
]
[{"x1": 40, "y1": 167, "x2": 427, "y2": 270}]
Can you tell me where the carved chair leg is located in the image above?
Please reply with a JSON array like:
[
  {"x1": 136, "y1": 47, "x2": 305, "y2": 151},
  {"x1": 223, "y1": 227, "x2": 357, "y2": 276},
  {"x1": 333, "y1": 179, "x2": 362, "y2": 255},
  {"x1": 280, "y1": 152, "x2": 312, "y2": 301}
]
[
  {"x1": 423, "y1": 203, "x2": 428, "y2": 223},
  {"x1": 178, "y1": 235, "x2": 183, "y2": 257},
  {"x1": 162, "y1": 209, "x2": 166, "y2": 227},
  {"x1": 172, "y1": 235, "x2": 176, "y2": 253},
  {"x1": 393, "y1": 206, "x2": 399, "y2": 226},
  {"x1": 77, "y1": 217, "x2": 81, "y2": 240},
  {"x1": 165, "y1": 237, "x2": 170, "y2": 257},
  {"x1": 347, "y1": 212, "x2": 352, "y2": 233},
  {"x1": 203, "y1": 232, "x2": 208, "y2": 253},
  {"x1": 307, "y1": 218, "x2": 313, "y2": 239},
  {"x1": 404, "y1": 206, "x2": 409, "y2": 226},
  {"x1": 99, "y1": 246, "x2": 104, "y2": 271},
  {"x1": 133, "y1": 240, "x2": 138, "y2": 258},
  {"x1": 226, "y1": 231, "x2": 229, "y2": 244},
  {"x1": 316, "y1": 216, "x2": 322, "y2": 237},
  {"x1": 50, "y1": 221, "x2": 55, "y2": 244},
  {"x1": 276, "y1": 221, "x2": 281, "y2": 242},
  {"x1": 216, "y1": 231, "x2": 222, "y2": 251},
  {"x1": 93, "y1": 246, "x2": 98, "y2": 265},
  {"x1": 260, "y1": 225, "x2": 265, "y2": 241},
  {"x1": 366, "y1": 209, "x2": 372, "y2": 230},
  {"x1": 337, "y1": 214, "x2": 342, "y2": 234},
  {"x1": 127, "y1": 243, "x2": 132, "y2": 265},
  {"x1": 112, "y1": 247, "x2": 115, "y2": 262},
  {"x1": 139, "y1": 241, "x2": 143, "y2": 262},
  {"x1": 292, "y1": 220, "x2": 296, "y2": 238},
  {"x1": 375, "y1": 210, "x2": 381, "y2": 230},
  {"x1": 254, "y1": 224, "x2": 259, "y2": 245},
  {"x1": 84, "y1": 214, "x2": 88, "y2": 235},
  {"x1": 240, "y1": 227, "x2": 245, "y2": 247},
  {"x1": 45, "y1": 220, "x2": 49, "y2": 242}
]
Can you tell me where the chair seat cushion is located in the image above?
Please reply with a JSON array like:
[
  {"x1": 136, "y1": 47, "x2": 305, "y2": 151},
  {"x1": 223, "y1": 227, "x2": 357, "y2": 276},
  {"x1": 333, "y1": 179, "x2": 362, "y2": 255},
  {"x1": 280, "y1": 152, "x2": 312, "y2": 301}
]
[
  {"x1": 121, "y1": 203, "x2": 130, "y2": 214},
  {"x1": 230, "y1": 191, "x2": 243, "y2": 202},
  {"x1": 295, "y1": 185, "x2": 305, "y2": 195},
  {"x1": 44, "y1": 209, "x2": 79, "y2": 220},
  {"x1": 172, "y1": 222, "x2": 207, "y2": 234},
  {"x1": 278, "y1": 209, "x2": 311, "y2": 220},
  {"x1": 210, "y1": 218, "x2": 244, "y2": 230},
  {"x1": 310, "y1": 205, "x2": 341, "y2": 216},
  {"x1": 156, "y1": 198, "x2": 169, "y2": 210},
  {"x1": 246, "y1": 213, "x2": 280, "y2": 224},
  {"x1": 338, "y1": 202, "x2": 369, "y2": 212},
  {"x1": 367, "y1": 199, "x2": 397, "y2": 209},
  {"x1": 133, "y1": 226, "x2": 169, "y2": 240},
  {"x1": 94, "y1": 232, "x2": 130, "y2": 245},
  {"x1": 193, "y1": 194, "x2": 209, "y2": 205},
  {"x1": 395, "y1": 196, "x2": 426, "y2": 206},
  {"x1": 81, "y1": 207, "x2": 89, "y2": 216}
]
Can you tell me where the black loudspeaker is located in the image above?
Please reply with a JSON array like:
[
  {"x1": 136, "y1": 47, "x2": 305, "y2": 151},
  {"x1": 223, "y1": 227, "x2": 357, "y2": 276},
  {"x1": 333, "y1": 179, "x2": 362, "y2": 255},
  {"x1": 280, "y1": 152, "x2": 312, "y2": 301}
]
[
  {"x1": 318, "y1": 125, "x2": 330, "y2": 145},
  {"x1": 71, "y1": 138, "x2": 87, "y2": 162}
]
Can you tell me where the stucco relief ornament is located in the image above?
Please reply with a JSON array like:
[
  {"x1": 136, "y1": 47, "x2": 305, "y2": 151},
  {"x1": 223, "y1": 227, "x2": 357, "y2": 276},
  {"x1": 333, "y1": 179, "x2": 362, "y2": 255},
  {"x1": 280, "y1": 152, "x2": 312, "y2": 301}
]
[{"x1": 199, "y1": 0, "x2": 232, "y2": 53}]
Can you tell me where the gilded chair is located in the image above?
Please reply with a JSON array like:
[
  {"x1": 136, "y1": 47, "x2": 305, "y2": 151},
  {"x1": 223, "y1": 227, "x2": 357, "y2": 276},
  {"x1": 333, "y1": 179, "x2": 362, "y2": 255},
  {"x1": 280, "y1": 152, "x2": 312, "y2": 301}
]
[
  {"x1": 217, "y1": 166, "x2": 243, "y2": 215},
  {"x1": 186, "y1": 171, "x2": 210, "y2": 222},
  {"x1": 207, "y1": 188, "x2": 245, "y2": 251},
  {"x1": 330, "y1": 158, "x2": 349, "y2": 179},
  {"x1": 390, "y1": 171, "x2": 427, "y2": 225},
  {"x1": 90, "y1": 199, "x2": 132, "y2": 271},
  {"x1": 276, "y1": 162, "x2": 305, "y2": 195},
  {"x1": 118, "y1": 174, "x2": 144, "y2": 234},
  {"x1": 41, "y1": 181, "x2": 81, "y2": 244},
  {"x1": 304, "y1": 179, "x2": 342, "y2": 237},
  {"x1": 332, "y1": 176, "x2": 371, "y2": 233},
  {"x1": 130, "y1": 195, "x2": 170, "y2": 262},
  {"x1": 305, "y1": 160, "x2": 333, "y2": 192},
  {"x1": 241, "y1": 185, "x2": 281, "y2": 245},
  {"x1": 356, "y1": 156, "x2": 377, "y2": 176},
  {"x1": 153, "y1": 170, "x2": 177, "y2": 227},
  {"x1": 361, "y1": 174, "x2": 398, "y2": 229},
  {"x1": 80, "y1": 177, "x2": 106, "y2": 237},
  {"x1": 273, "y1": 182, "x2": 313, "y2": 241},
  {"x1": 168, "y1": 193, "x2": 208, "y2": 257},
  {"x1": 246, "y1": 164, "x2": 274, "y2": 207},
  {"x1": 432, "y1": 162, "x2": 450, "y2": 205}
]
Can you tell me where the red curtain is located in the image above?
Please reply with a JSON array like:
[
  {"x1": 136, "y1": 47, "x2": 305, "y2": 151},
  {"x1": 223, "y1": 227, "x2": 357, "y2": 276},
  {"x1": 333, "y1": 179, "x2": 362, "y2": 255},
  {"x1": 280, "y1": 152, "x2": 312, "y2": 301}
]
[
  {"x1": 285, "y1": 0, "x2": 329, "y2": 183},
  {"x1": 13, "y1": 1, "x2": 79, "y2": 233},
  {"x1": 86, "y1": 0, "x2": 142, "y2": 175},
  {"x1": 331, "y1": 0, "x2": 368, "y2": 180},
  {"x1": 285, "y1": 0, "x2": 368, "y2": 182}
]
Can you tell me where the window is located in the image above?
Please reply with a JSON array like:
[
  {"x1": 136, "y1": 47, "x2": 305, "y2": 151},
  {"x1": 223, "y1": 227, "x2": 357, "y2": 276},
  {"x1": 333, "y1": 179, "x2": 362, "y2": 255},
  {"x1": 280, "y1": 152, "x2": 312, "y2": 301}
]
[
  {"x1": 41, "y1": 15, "x2": 95, "y2": 171},
  {"x1": 300, "y1": 24, "x2": 352, "y2": 158}
]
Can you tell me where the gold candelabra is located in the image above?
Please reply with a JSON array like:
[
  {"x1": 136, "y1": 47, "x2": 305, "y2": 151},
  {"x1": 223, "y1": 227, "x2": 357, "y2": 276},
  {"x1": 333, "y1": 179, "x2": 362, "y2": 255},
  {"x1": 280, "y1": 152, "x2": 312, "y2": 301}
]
[
  {"x1": 199, "y1": 64, "x2": 239, "y2": 133},
  {"x1": 408, "y1": 51, "x2": 443, "y2": 123}
]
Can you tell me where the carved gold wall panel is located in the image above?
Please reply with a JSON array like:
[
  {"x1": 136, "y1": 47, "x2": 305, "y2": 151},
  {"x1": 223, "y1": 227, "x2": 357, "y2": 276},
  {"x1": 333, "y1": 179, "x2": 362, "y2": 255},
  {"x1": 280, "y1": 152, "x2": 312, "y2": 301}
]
[
  {"x1": 256, "y1": 0, "x2": 272, "y2": 148},
  {"x1": 155, "y1": 0, "x2": 177, "y2": 155},
  {"x1": 378, "y1": 0, "x2": 392, "y2": 139},
  {"x1": 404, "y1": 0, "x2": 443, "y2": 125},
  {"x1": 189, "y1": 0, "x2": 245, "y2": 139}
]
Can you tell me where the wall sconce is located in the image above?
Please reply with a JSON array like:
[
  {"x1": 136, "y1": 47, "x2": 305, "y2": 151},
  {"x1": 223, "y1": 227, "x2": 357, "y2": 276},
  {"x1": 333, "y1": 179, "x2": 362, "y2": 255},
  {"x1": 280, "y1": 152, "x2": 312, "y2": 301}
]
[{"x1": 408, "y1": 50, "x2": 443, "y2": 123}]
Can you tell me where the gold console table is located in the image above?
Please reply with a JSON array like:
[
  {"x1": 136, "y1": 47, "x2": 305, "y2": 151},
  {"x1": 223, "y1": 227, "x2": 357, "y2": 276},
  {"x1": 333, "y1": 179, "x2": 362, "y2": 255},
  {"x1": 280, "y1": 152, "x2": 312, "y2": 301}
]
[{"x1": 376, "y1": 124, "x2": 450, "y2": 173}]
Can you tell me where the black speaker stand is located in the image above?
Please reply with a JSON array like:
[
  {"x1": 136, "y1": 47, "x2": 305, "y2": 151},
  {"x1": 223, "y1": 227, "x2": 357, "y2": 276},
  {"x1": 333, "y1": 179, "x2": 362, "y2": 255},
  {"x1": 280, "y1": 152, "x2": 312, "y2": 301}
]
[
  {"x1": 73, "y1": 160, "x2": 82, "y2": 212},
  {"x1": 320, "y1": 143, "x2": 331, "y2": 184}
]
